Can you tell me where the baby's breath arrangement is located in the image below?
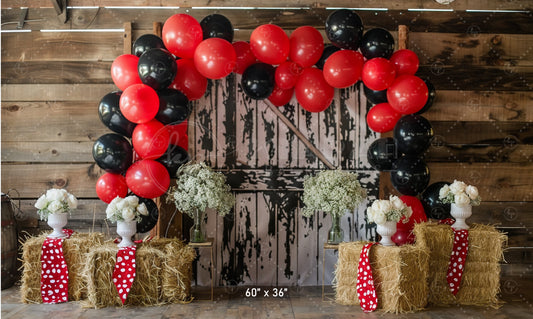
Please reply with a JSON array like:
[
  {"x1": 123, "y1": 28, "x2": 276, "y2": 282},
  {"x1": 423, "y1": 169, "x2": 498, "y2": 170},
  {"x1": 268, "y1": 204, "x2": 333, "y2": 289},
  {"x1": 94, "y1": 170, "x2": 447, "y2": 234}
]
[
  {"x1": 301, "y1": 169, "x2": 367, "y2": 218},
  {"x1": 168, "y1": 162, "x2": 235, "y2": 218}
]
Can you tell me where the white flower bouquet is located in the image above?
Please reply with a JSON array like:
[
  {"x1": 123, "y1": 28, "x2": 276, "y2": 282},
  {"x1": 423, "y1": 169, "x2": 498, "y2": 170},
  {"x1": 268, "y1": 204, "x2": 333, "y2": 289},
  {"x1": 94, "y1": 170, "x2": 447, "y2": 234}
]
[
  {"x1": 439, "y1": 180, "x2": 481, "y2": 206},
  {"x1": 168, "y1": 162, "x2": 235, "y2": 218},
  {"x1": 106, "y1": 196, "x2": 148, "y2": 223},
  {"x1": 34, "y1": 189, "x2": 78, "y2": 221},
  {"x1": 366, "y1": 195, "x2": 413, "y2": 224},
  {"x1": 301, "y1": 169, "x2": 367, "y2": 218}
]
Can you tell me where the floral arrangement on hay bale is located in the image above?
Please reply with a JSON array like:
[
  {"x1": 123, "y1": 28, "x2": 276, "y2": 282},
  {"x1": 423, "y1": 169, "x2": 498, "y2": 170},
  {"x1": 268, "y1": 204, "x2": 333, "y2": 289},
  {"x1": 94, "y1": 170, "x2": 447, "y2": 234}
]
[{"x1": 34, "y1": 188, "x2": 78, "y2": 238}]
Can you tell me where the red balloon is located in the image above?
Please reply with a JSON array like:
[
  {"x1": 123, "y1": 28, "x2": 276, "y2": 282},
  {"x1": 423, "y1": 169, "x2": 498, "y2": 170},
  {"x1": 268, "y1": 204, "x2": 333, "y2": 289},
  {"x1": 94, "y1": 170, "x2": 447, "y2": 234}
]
[
  {"x1": 250, "y1": 24, "x2": 290, "y2": 65},
  {"x1": 126, "y1": 159, "x2": 170, "y2": 199},
  {"x1": 295, "y1": 68, "x2": 334, "y2": 112},
  {"x1": 233, "y1": 41, "x2": 257, "y2": 74},
  {"x1": 361, "y1": 57, "x2": 396, "y2": 91},
  {"x1": 132, "y1": 119, "x2": 170, "y2": 159},
  {"x1": 387, "y1": 75, "x2": 429, "y2": 114},
  {"x1": 111, "y1": 54, "x2": 142, "y2": 91},
  {"x1": 170, "y1": 59, "x2": 207, "y2": 101},
  {"x1": 268, "y1": 85, "x2": 294, "y2": 107},
  {"x1": 366, "y1": 102, "x2": 401, "y2": 133},
  {"x1": 194, "y1": 38, "x2": 236, "y2": 79},
  {"x1": 275, "y1": 61, "x2": 303, "y2": 90},
  {"x1": 167, "y1": 120, "x2": 188, "y2": 150},
  {"x1": 289, "y1": 26, "x2": 324, "y2": 68},
  {"x1": 390, "y1": 49, "x2": 419, "y2": 76},
  {"x1": 323, "y1": 50, "x2": 364, "y2": 88},
  {"x1": 120, "y1": 84, "x2": 159, "y2": 124},
  {"x1": 96, "y1": 173, "x2": 128, "y2": 204},
  {"x1": 392, "y1": 230, "x2": 412, "y2": 246},
  {"x1": 397, "y1": 195, "x2": 427, "y2": 231},
  {"x1": 162, "y1": 14, "x2": 203, "y2": 59}
]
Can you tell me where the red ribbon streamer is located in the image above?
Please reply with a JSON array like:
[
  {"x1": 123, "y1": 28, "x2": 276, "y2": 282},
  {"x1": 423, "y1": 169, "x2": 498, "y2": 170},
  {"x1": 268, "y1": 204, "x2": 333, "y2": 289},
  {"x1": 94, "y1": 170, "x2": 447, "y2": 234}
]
[
  {"x1": 356, "y1": 243, "x2": 378, "y2": 312},
  {"x1": 447, "y1": 229, "x2": 469, "y2": 295},
  {"x1": 112, "y1": 246, "x2": 137, "y2": 304},
  {"x1": 40, "y1": 229, "x2": 74, "y2": 304}
]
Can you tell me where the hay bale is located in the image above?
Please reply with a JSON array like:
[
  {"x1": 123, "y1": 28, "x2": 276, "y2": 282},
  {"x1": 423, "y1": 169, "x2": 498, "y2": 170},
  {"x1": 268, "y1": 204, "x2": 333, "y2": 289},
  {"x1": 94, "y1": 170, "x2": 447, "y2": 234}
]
[
  {"x1": 83, "y1": 238, "x2": 195, "y2": 308},
  {"x1": 335, "y1": 242, "x2": 429, "y2": 313},
  {"x1": 413, "y1": 222, "x2": 507, "y2": 307},
  {"x1": 20, "y1": 232, "x2": 104, "y2": 303}
]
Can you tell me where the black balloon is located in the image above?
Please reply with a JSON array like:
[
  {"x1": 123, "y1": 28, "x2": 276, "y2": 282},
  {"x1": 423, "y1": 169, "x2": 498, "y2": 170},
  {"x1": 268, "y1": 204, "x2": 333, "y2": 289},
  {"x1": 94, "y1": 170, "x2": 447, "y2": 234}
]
[
  {"x1": 133, "y1": 34, "x2": 166, "y2": 57},
  {"x1": 360, "y1": 28, "x2": 395, "y2": 59},
  {"x1": 416, "y1": 80, "x2": 436, "y2": 115},
  {"x1": 367, "y1": 137, "x2": 398, "y2": 171},
  {"x1": 157, "y1": 144, "x2": 190, "y2": 178},
  {"x1": 92, "y1": 133, "x2": 133, "y2": 174},
  {"x1": 138, "y1": 48, "x2": 177, "y2": 90},
  {"x1": 98, "y1": 91, "x2": 137, "y2": 138},
  {"x1": 136, "y1": 197, "x2": 159, "y2": 233},
  {"x1": 394, "y1": 114, "x2": 434, "y2": 155},
  {"x1": 421, "y1": 182, "x2": 452, "y2": 220},
  {"x1": 156, "y1": 89, "x2": 190, "y2": 125},
  {"x1": 315, "y1": 45, "x2": 341, "y2": 70},
  {"x1": 363, "y1": 84, "x2": 388, "y2": 105},
  {"x1": 325, "y1": 9, "x2": 364, "y2": 50},
  {"x1": 200, "y1": 14, "x2": 234, "y2": 43},
  {"x1": 241, "y1": 63, "x2": 275, "y2": 100},
  {"x1": 391, "y1": 155, "x2": 430, "y2": 196}
]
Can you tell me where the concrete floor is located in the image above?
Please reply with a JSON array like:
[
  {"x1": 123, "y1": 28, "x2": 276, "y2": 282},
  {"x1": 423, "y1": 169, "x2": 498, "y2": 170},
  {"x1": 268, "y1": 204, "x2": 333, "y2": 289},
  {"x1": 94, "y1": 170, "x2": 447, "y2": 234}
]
[{"x1": 2, "y1": 282, "x2": 533, "y2": 319}]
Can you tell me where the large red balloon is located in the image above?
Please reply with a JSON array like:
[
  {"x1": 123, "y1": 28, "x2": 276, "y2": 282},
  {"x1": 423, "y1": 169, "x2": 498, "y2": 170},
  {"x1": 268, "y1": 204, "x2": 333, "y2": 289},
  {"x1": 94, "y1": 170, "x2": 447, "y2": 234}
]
[
  {"x1": 390, "y1": 49, "x2": 419, "y2": 76},
  {"x1": 233, "y1": 41, "x2": 257, "y2": 74},
  {"x1": 132, "y1": 119, "x2": 170, "y2": 159},
  {"x1": 167, "y1": 120, "x2": 188, "y2": 150},
  {"x1": 111, "y1": 54, "x2": 142, "y2": 91},
  {"x1": 275, "y1": 61, "x2": 303, "y2": 90},
  {"x1": 170, "y1": 59, "x2": 207, "y2": 101},
  {"x1": 194, "y1": 38, "x2": 236, "y2": 79},
  {"x1": 289, "y1": 26, "x2": 324, "y2": 68},
  {"x1": 162, "y1": 14, "x2": 203, "y2": 59},
  {"x1": 96, "y1": 173, "x2": 128, "y2": 204},
  {"x1": 366, "y1": 102, "x2": 401, "y2": 133},
  {"x1": 398, "y1": 195, "x2": 427, "y2": 231},
  {"x1": 250, "y1": 24, "x2": 290, "y2": 65},
  {"x1": 323, "y1": 50, "x2": 364, "y2": 88},
  {"x1": 361, "y1": 57, "x2": 396, "y2": 91},
  {"x1": 268, "y1": 85, "x2": 294, "y2": 107},
  {"x1": 387, "y1": 75, "x2": 429, "y2": 114},
  {"x1": 295, "y1": 68, "x2": 334, "y2": 112},
  {"x1": 120, "y1": 84, "x2": 159, "y2": 124},
  {"x1": 126, "y1": 159, "x2": 170, "y2": 199}
]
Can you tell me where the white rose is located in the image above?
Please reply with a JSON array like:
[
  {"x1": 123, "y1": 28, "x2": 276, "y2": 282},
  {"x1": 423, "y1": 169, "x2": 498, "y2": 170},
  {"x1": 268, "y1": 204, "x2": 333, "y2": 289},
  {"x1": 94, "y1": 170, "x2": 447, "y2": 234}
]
[
  {"x1": 125, "y1": 196, "x2": 139, "y2": 207},
  {"x1": 48, "y1": 201, "x2": 64, "y2": 214},
  {"x1": 46, "y1": 189, "x2": 61, "y2": 201},
  {"x1": 404, "y1": 206, "x2": 413, "y2": 219},
  {"x1": 116, "y1": 198, "x2": 127, "y2": 211},
  {"x1": 137, "y1": 203, "x2": 148, "y2": 216},
  {"x1": 374, "y1": 212, "x2": 387, "y2": 225},
  {"x1": 455, "y1": 193, "x2": 470, "y2": 206},
  {"x1": 122, "y1": 207, "x2": 135, "y2": 222},
  {"x1": 106, "y1": 206, "x2": 115, "y2": 219},
  {"x1": 439, "y1": 184, "x2": 450, "y2": 199},
  {"x1": 371, "y1": 200, "x2": 380, "y2": 212},
  {"x1": 465, "y1": 185, "x2": 479, "y2": 200},
  {"x1": 377, "y1": 200, "x2": 392, "y2": 215},
  {"x1": 67, "y1": 193, "x2": 78, "y2": 209},
  {"x1": 390, "y1": 196, "x2": 405, "y2": 211},
  {"x1": 35, "y1": 195, "x2": 48, "y2": 210},
  {"x1": 449, "y1": 180, "x2": 466, "y2": 194}
]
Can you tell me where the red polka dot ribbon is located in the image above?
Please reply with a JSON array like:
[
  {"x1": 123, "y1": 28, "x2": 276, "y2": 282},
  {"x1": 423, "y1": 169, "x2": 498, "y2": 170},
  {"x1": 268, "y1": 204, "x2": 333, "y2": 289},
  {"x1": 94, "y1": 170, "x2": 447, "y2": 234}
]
[
  {"x1": 112, "y1": 246, "x2": 137, "y2": 304},
  {"x1": 40, "y1": 229, "x2": 74, "y2": 304},
  {"x1": 447, "y1": 229, "x2": 469, "y2": 296},
  {"x1": 356, "y1": 243, "x2": 378, "y2": 312}
]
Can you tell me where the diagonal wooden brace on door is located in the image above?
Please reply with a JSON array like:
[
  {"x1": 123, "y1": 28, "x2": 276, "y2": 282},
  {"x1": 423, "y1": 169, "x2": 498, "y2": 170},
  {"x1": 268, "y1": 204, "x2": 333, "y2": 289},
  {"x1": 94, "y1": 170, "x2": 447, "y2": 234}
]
[{"x1": 50, "y1": 0, "x2": 68, "y2": 23}]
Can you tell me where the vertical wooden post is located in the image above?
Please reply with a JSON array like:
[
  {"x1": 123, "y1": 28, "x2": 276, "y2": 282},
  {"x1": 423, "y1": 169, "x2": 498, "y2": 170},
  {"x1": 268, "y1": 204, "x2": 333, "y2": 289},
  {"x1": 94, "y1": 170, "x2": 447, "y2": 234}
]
[{"x1": 123, "y1": 22, "x2": 132, "y2": 55}]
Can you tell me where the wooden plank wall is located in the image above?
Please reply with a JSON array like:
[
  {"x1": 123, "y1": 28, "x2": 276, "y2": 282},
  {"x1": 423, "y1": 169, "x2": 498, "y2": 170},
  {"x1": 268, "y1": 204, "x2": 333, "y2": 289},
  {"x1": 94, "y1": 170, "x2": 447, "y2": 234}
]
[{"x1": 2, "y1": 2, "x2": 532, "y2": 286}]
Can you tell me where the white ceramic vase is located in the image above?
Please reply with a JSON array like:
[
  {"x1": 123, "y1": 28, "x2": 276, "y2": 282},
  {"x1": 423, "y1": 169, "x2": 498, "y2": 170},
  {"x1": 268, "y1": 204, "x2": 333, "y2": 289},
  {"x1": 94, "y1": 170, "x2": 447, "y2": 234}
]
[
  {"x1": 376, "y1": 220, "x2": 397, "y2": 246},
  {"x1": 47, "y1": 213, "x2": 68, "y2": 238},
  {"x1": 117, "y1": 220, "x2": 137, "y2": 247},
  {"x1": 450, "y1": 203, "x2": 472, "y2": 230}
]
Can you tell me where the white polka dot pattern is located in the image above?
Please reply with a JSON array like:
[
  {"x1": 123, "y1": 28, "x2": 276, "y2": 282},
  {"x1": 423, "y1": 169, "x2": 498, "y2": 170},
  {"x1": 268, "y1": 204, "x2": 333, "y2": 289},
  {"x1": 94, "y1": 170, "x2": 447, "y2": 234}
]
[
  {"x1": 446, "y1": 229, "x2": 469, "y2": 296},
  {"x1": 356, "y1": 243, "x2": 378, "y2": 312},
  {"x1": 40, "y1": 229, "x2": 74, "y2": 304},
  {"x1": 113, "y1": 246, "x2": 137, "y2": 304}
]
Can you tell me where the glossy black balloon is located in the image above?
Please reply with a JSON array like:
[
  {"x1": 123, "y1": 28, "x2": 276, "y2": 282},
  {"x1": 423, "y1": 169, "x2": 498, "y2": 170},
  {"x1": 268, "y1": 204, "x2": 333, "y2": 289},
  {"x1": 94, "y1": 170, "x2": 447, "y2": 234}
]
[
  {"x1": 391, "y1": 155, "x2": 430, "y2": 196},
  {"x1": 133, "y1": 34, "x2": 166, "y2": 57},
  {"x1": 98, "y1": 91, "x2": 137, "y2": 137},
  {"x1": 394, "y1": 114, "x2": 434, "y2": 155},
  {"x1": 241, "y1": 63, "x2": 275, "y2": 100},
  {"x1": 92, "y1": 133, "x2": 133, "y2": 174},
  {"x1": 367, "y1": 137, "x2": 398, "y2": 171},
  {"x1": 315, "y1": 45, "x2": 341, "y2": 70},
  {"x1": 156, "y1": 89, "x2": 190, "y2": 125},
  {"x1": 156, "y1": 144, "x2": 190, "y2": 178},
  {"x1": 136, "y1": 197, "x2": 159, "y2": 233},
  {"x1": 138, "y1": 48, "x2": 177, "y2": 90},
  {"x1": 416, "y1": 80, "x2": 436, "y2": 115},
  {"x1": 363, "y1": 84, "x2": 388, "y2": 104},
  {"x1": 360, "y1": 28, "x2": 395, "y2": 59},
  {"x1": 421, "y1": 181, "x2": 451, "y2": 220},
  {"x1": 200, "y1": 14, "x2": 234, "y2": 43},
  {"x1": 325, "y1": 9, "x2": 364, "y2": 50}
]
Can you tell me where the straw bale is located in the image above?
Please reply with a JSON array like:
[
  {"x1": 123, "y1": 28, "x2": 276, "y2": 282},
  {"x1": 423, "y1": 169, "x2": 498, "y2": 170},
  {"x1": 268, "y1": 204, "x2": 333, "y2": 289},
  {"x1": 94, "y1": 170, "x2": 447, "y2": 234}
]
[
  {"x1": 20, "y1": 232, "x2": 104, "y2": 303},
  {"x1": 413, "y1": 222, "x2": 507, "y2": 307},
  {"x1": 335, "y1": 241, "x2": 429, "y2": 313}
]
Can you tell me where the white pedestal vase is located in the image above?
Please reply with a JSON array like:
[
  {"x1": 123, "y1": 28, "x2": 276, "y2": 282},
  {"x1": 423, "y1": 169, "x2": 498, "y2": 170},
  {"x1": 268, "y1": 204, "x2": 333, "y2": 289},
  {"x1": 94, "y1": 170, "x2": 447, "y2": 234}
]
[
  {"x1": 450, "y1": 203, "x2": 472, "y2": 230},
  {"x1": 117, "y1": 220, "x2": 137, "y2": 247},
  {"x1": 47, "y1": 213, "x2": 68, "y2": 238},
  {"x1": 376, "y1": 220, "x2": 397, "y2": 246}
]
